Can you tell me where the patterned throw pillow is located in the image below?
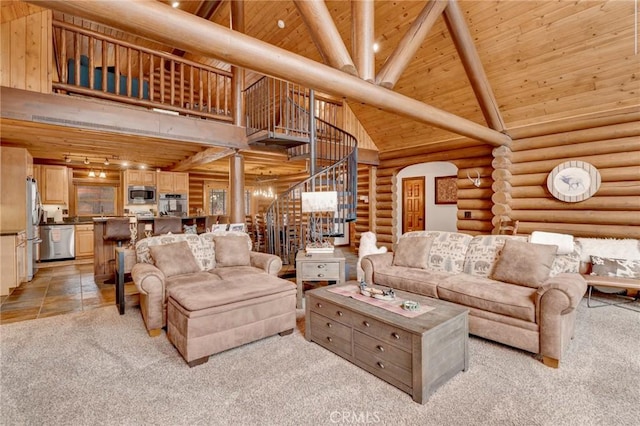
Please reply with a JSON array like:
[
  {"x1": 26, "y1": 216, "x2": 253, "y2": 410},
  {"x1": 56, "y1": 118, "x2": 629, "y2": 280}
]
[
  {"x1": 401, "y1": 231, "x2": 473, "y2": 273},
  {"x1": 591, "y1": 256, "x2": 640, "y2": 279},
  {"x1": 183, "y1": 224, "x2": 198, "y2": 234},
  {"x1": 463, "y1": 235, "x2": 528, "y2": 277},
  {"x1": 392, "y1": 237, "x2": 432, "y2": 269}
]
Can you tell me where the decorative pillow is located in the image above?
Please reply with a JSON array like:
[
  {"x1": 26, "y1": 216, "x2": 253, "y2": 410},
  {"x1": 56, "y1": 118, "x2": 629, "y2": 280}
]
[
  {"x1": 183, "y1": 224, "x2": 198, "y2": 234},
  {"x1": 393, "y1": 237, "x2": 432, "y2": 269},
  {"x1": 590, "y1": 256, "x2": 640, "y2": 279},
  {"x1": 491, "y1": 240, "x2": 558, "y2": 288},
  {"x1": 213, "y1": 235, "x2": 251, "y2": 267},
  {"x1": 149, "y1": 241, "x2": 201, "y2": 277}
]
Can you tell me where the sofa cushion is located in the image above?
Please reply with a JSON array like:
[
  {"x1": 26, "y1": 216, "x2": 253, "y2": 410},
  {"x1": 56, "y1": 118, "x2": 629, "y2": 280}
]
[
  {"x1": 371, "y1": 266, "x2": 452, "y2": 298},
  {"x1": 591, "y1": 256, "x2": 640, "y2": 279},
  {"x1": 491, "y1": 240, "x2": 557, "y2": 288},
  {"x1": 401, "y1": 231, "x2": 473, "y2": 273},
  {"x1": 463, "y1": 235, "x2": 528, "y2": 277},
  {"x1": 213, "y1": 235, "x2": 251, "y2": 267},
  {"x1": 136, "y1": 233, "x2": 215, "y2": 271},
  {"x1": 437, "y1": 274, "x2": 537, "y2": 323},
  {"x1": 166, "y1": 271, "x2": 222, "y2": 292},
  {"x1": 393, "y1": 237, "x2": 432, "y2": 268},
  {"x1": 149, "y1": 241, "x2": 201, "y2": 278},
  {"x1": 168, "y1": 274, "x2": 295, "y2": 312},
  {"x1": 212, "y1": 266, "x2": 269, "y2": 280}
]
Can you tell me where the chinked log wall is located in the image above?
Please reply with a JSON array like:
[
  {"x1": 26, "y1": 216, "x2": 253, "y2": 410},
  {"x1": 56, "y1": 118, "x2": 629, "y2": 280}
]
[{"x1": 369, "y1": 107, "x2": 640, "y2": 248}]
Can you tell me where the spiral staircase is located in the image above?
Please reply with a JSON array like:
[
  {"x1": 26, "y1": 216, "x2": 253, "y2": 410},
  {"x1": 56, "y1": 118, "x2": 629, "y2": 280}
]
[{"x1": 245, "y1": 77, "x2": 358, "y2": 264}]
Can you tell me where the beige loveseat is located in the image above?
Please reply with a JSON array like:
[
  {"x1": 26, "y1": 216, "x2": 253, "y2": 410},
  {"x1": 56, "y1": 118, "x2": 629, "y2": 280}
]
[
  {"x1": 362, "y1": 231, "x2": 587, "y2": 368},
  {"x1": 131, "y1": 231, "x2": 293, "y2": 339}
]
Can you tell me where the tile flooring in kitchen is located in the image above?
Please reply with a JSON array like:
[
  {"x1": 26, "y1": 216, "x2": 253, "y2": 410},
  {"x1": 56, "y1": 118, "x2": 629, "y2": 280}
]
[{"x1": 0, "y1": 261, "x2": 139, "y2": 324}]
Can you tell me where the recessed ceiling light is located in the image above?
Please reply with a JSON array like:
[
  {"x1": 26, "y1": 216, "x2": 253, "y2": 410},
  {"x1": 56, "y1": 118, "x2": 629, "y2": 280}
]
[
  {"x1": 277, "y1": 19, "x2": 285, "y2": 29},
  {"x1": 122, "y1": 161, "x2": 129, "y2": 167},
  {"x1": 171, "y1": 1, "x2": 179, "y2": 8},
  {"x1": 140, "y1": 165, "x2": 146, "y2": 169},
  {"x1": 373, "y1": 43, "x2": 380, "y2": 53}
]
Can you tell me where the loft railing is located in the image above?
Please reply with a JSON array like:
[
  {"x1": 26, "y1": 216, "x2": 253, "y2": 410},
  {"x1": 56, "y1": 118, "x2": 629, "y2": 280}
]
[{"x1": 52, "y1": 20, "x2": 232, "y2": 121}]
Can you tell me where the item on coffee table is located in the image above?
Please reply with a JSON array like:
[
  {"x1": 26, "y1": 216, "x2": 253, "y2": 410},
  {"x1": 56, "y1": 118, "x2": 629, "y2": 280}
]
[
  {"x1": 359, "y1": 282, "x2": 396, "y2": 300},
  {"x1": 402, "y1": 300, "x2": 420, "y2": 311}
]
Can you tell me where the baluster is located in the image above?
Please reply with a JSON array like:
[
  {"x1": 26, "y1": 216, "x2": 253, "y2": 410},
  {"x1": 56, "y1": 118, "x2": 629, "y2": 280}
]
[{"x1": 88, "y1": 35, "x2": 94, "y2": 89}]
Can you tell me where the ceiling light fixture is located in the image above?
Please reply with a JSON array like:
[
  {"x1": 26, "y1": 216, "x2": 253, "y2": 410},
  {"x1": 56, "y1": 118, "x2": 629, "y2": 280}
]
[
  {"x1": 99, "y1": 170, "x2": 106, "y2": 179},
  {"x1": 277, "y1": 19, "x2": 285, "y2": 29},
  {"x1": 104, "y1": 158, "x2": 110, "y2": 166},
  {"x1": 171, "y1": 1, "x2": 179, "y2": 8},
  {"x1": 372, "y1": 43, "x2": 380, "y2": 53},
  {"x1": 64, "y1": 155, "x2": 71, "y2": 163},
  {"x1": 88, "y1": 169, "x2": 96, "y2": 178},
  {"x1": 84, "y1": 157, "x2": 90, "y2": 165}
]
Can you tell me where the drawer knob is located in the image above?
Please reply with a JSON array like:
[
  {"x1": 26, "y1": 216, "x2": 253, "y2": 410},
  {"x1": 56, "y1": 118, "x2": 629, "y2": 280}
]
[
  {"x1": 326, "y1": 336, "x2": 333, "y2": 343},
  {"x1": 326, "y1": 322, "x2": 332, "y2": 328},
  {"x1": 317, "y1": 303, "x2": 323, "y2": 308},
  {"x1": 392, "y1": 332, "x2": 400, "y2": 340},
  {"x1": 376, "y1": 345, "x2": 384, "y2": 352},
  {"x1": 337, "y1": 311, "x2": 343, "y2": 317},
  {"x1": 377, "y1": 361, "x2": 385, "y2": 369},
  {"x1": 317, "y1": 264, "x2": 325, "y2": 269},
  {"x1": 363, "y1": 321, "x2": 370, "y2": 327}
]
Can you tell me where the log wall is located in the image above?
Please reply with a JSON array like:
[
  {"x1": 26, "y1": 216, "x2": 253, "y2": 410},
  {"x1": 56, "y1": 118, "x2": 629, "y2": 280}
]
[
  {"x1": 361, "y1": 107, "x2": 640, "y2": 246},
  {"x1": 0, "y1": 9, "x2": 51, "y2": 93}
]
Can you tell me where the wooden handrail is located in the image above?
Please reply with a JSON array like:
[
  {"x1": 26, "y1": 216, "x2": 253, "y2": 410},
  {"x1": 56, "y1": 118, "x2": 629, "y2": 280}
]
[{"x1": 52, "y1": 19, "x2": 232, "y2": 121}]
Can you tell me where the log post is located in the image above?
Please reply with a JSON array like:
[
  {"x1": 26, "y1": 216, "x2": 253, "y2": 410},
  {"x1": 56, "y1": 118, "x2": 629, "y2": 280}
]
[
  {"x1": 375, "y1": 0, "x2": 448, "y2": 89},
  {"x1": 352, "y1": 0, "x2": 375, "y2": 82},
  {"x1": 229, "y1": 151, "x2": 245, "y2": 223},
  {"x1": 231, "y1": 0, "x2": 245, "y2": 126},
  {"x1": 294, "y1": 0, "x2": 357, "y2": 75}
]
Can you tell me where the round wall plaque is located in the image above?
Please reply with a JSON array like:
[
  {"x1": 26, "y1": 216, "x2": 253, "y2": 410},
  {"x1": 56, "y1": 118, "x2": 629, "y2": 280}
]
[{"x1": 547, "y1": 161, "x2": 601, "y2": 202}]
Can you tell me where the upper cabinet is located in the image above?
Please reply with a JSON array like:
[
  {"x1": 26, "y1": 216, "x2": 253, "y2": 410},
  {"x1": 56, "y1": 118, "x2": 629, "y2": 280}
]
[
  {"x1": 39, "y1": 165, "x2": 69, "y2": 205},
  {"x1": 125, "y1": 170, "x2": 156, "y2": 187},
  {"x1": 158, "y1": 172, "x2": 189, "y2": 194}
]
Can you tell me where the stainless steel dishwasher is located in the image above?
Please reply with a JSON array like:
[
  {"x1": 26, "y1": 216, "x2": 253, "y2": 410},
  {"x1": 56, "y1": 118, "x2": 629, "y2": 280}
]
[{"x1": 40, "y1": 225, "x2": 75, "y2": 261}]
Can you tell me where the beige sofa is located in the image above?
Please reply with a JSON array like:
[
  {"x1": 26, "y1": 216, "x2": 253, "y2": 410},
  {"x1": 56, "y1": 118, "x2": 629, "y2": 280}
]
[
  {"x1": 131, "y1": 231, "x2": 293, "y2": 338},
  {"x1": 362, "y1": 231, "x2": 587, "y2": 368}
]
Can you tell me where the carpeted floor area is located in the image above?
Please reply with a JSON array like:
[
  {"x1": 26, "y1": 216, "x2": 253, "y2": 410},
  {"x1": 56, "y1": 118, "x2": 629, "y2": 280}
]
[{"x1": 1, "y1": 298, "x2": 638, "y2": 426}]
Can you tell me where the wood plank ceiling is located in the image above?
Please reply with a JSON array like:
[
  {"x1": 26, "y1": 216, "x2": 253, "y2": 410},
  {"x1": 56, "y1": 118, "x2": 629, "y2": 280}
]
[{"x1": 1, "y1": 0, "x2": 637, "y2": 178}]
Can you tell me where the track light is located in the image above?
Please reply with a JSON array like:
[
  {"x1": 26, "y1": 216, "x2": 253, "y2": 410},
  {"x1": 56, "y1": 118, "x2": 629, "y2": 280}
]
[
  {"x1": 104, "y1": 158, "x2": 110, "y2": 166},
  {"x1": 64, "y1": 155, "x2": 71, "y2": 163},
  {"x1": 84, "y1": 157, "x2": 90, "y2": 165}
]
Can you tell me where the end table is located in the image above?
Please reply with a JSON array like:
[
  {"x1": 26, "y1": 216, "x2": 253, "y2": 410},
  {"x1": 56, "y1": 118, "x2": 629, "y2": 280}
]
[{"x1": 295, "y1": 249, "x2": 345, "y2": 309}]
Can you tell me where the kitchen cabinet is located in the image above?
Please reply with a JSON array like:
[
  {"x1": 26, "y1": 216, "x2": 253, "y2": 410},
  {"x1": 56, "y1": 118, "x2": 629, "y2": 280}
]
[
  {"x1": 158, "y1": 172, "x2": 189, "y2": 193},
  {"x1": 0, "y1": 147, "x2": 32, "y2": 231},
  {"x1": 0, "y1": 231, "x2": 26, "y2": 296},
  {"x1": 75, "y1": 224, "x2": 94, "y2": 258},
  {"x1": 40, "y1": 165, "x2": 69, "y2": 205},
  {"x1": 125, "y1": 169, "x2": 156, "y2": 187}
]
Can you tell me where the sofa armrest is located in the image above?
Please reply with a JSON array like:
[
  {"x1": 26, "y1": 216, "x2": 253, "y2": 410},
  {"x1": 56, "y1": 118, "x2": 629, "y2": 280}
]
[
  {"x1": 536, "y1": 273, "x2": 587, "y2": 315},
  {"x1": 132, "y1": 263, "x2": 166, "y2": 299},
  {"x1": 250, "y1": 252, "x2": 283, "y2": 275},
  {"x1": 361, "y1": 252, "x2": 394, "y2": 284}
]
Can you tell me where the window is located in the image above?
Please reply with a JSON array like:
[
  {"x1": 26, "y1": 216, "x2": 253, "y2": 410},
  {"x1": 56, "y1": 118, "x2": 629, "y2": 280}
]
[
  {"x1": 76, "y1": 185, "x2": 117, "y2": 216},
  {"x1": 207, "y1": 189, "x2": 252, "y2": 216}
]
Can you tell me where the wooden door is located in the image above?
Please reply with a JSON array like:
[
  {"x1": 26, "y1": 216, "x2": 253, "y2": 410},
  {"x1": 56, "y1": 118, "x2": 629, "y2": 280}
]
[{"x1": 402, "y1": 177, "x2": 425, "y2": 234}]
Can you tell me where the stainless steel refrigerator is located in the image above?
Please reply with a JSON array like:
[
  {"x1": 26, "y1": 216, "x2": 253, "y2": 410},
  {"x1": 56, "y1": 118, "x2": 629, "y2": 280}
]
[{"x1": 26, "y1": 177, "x2": 43, "y2": 281}]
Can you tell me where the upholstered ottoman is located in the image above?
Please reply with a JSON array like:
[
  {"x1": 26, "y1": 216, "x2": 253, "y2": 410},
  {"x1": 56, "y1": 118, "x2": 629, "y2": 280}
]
[{"x1": 167, "y1": 274, "x2": 296, "y2": 367}]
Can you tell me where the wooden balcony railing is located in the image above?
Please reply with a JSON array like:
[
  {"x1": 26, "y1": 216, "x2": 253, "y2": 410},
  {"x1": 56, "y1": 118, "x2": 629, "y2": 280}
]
[{"x1": 52, "y1": 20, "x2": 232, "y2": 122}]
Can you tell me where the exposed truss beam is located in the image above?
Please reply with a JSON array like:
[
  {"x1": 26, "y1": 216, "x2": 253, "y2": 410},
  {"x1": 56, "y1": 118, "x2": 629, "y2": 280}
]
[
  {"x1": 294, "y1": 0, "x2": 357, "y2": 76},
  {"x1": 171, "y1": 147, "x2": 236, "y2": 171},
  {"x1": 29, "y1": 0, "x2": 511, "y2": 147},
  {"x1": 171, "y1": 1, "x2": 223, "y2": 57},
  {"x1": 352, "y1": 0, "x2": 375, "y2": 82},
  {"x1": 376, "y1": 0, "x2": 448, "y2": 89},
  {"x1": 443, "y1": 0, "x2": 506, "y2": 131}
]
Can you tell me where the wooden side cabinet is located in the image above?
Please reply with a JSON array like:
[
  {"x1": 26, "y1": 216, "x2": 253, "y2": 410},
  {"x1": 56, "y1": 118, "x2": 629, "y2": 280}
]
[
  {"x1": 40, "y1": 165, "x2": 69, "y2": 205},
  {"x1": 0, "y1": 231, "x2": 26, "y2": 296},
  {"x1": 75, "y1": 224, "x2": 94, "y2": 258},
  {"x1": 295, "y1": 249, "x2": 345, "y2": 309}
]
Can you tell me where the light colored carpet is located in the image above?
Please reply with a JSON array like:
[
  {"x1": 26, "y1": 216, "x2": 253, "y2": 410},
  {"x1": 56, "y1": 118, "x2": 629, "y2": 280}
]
[{"x1": 1, "y1": 298, "x2": 638, "y2": 426}]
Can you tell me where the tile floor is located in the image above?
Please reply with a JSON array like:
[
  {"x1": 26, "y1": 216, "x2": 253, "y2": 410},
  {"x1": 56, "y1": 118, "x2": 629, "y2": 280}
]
[{"x1": 0, "y1": 247, "x2": 359, "y2": 325}]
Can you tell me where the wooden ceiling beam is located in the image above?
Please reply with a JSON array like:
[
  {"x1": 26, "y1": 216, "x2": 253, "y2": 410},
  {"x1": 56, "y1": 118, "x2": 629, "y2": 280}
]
[
  {"x1": 293, "y1": 0, "x2": 357, "y2": 76},
  {"x1": 171, "y1": 147, "x2": 236, "y2": 172},
  {"x1": 29, "y1": 0, "x2": 511, "y2": 147},
  {"x1": 443, "y1": 0, "x2": 506, "y2": 131},
  {"x1": 376, "y1": 0, "x2": 448, "y2": 89},
  {"x1": 352, "y1": 0, "x2": 375, "y2": 82}
]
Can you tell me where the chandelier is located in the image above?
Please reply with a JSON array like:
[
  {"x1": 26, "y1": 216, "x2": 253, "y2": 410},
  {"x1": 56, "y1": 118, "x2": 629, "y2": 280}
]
[{"x1": 253, "y1": 173, "x2": 276, "y2": 198}]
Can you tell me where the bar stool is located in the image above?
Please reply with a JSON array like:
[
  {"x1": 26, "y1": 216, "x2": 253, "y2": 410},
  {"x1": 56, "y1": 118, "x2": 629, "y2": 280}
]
[
  {"x1": 103, "y1": 218, "x2": 132, "y2": 315},
  {"x1": 153, "y1": 216, "x2": 182, "y2": 235}
]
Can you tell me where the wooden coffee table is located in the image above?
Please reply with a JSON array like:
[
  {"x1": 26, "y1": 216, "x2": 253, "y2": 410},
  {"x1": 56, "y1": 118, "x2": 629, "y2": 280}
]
[{"x1": 305, "y1": 283, "x2": 468, "y2": 404}]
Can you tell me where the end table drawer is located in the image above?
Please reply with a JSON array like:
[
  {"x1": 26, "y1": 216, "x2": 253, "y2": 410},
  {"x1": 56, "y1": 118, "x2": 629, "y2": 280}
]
[
  {"x1": 352, "y1": 312, "x2": 412, "y2": 351},
  {"x1": 308, "y1": 296, "x2": 353, "y2": 325},
  {"x1": 301, "y1": 262, "x2": 340, "y2": 279}
]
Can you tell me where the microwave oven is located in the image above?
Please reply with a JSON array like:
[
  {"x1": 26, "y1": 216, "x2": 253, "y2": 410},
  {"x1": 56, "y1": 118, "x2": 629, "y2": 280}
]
[{"x1": 128, "y1": 186, "x2": 156, "y2": 204}]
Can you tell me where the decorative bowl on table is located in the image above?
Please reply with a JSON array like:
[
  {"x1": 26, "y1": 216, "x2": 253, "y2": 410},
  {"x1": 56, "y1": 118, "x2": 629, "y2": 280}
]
[{"x1": 359, "y1": 282, "x2": 396, "y2": 300}]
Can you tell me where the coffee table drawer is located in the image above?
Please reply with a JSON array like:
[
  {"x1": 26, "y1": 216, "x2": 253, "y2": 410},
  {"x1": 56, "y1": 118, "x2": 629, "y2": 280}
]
[
  {"x1": 301, "y1": 262, "x2": 340, "y2": 279},
  {"x1": 310, "y1": 312, "x2": 351, "y2": 341},
  {"x1": 354, "y1": 344, "x2": 412, "y2": 387},
  {"x1": 353, "y1": 330, "x2": 412, "y2": 370},
  {"x1": 352, "y1": 311, "x2": 412, "y2": 351},
  {"x1": 308, "y1": 296, "x2": 352, "y2": 325}
]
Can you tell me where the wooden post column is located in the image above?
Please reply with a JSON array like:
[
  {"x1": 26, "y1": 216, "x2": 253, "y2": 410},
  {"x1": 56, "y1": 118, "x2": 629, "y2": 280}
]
[
  {"x1": 229, "y1": 152, "x2": 245, "y2": 223},
  {"x1": 231, "y1": 0, "x2": 245, "y2": 126}
]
